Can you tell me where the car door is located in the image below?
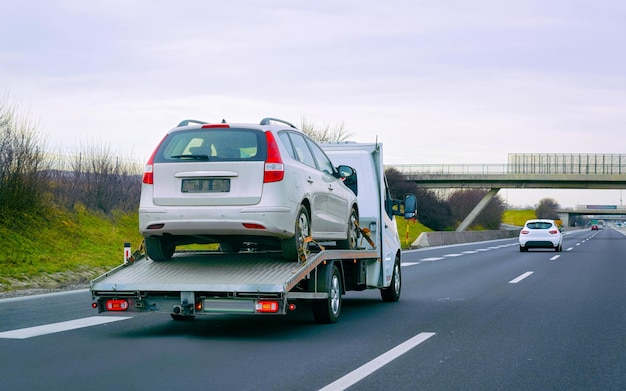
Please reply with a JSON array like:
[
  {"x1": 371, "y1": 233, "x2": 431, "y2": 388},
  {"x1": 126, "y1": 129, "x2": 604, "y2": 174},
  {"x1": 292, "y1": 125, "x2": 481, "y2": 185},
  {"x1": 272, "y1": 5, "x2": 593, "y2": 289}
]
[
  {"x1": 305, "y1": 137, "x2": 351, "y2": 236},
  {"x1": 281, "y1": 132, "x2": 333, "y2": 235}
]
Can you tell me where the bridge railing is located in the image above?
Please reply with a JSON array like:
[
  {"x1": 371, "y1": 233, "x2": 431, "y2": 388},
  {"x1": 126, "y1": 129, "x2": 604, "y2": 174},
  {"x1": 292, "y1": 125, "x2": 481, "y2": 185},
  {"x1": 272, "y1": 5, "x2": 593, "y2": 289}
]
[{"x1": 388, "y1": 163, "x2": 626, "y2": 176}]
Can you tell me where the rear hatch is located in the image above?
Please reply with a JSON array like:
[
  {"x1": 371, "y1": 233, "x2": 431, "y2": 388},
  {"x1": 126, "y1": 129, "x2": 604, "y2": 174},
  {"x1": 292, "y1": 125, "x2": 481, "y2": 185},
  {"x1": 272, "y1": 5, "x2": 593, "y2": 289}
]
[{"x1": 151, "y1": 127, "x2": 267, "y2": 206}]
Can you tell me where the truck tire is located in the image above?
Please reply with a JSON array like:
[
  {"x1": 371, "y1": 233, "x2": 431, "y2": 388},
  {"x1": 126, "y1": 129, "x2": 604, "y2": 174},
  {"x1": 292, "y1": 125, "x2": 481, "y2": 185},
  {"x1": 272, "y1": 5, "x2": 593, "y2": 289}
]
[
  {"x1": 281, "y1": 205, "x2": 310, "y2": 261},
  {"x1": 380, "y1": 255, "x2": 401, "y2": 302},
  {"x1": 312, "y1": 263, "x2": 342, "y2": 323},
  {"x1": 337, "y1": 207, "x2": 359, "y2": 250},
  {"x1": 145, "y1": 237, "x2": 175, "y2": 262}
]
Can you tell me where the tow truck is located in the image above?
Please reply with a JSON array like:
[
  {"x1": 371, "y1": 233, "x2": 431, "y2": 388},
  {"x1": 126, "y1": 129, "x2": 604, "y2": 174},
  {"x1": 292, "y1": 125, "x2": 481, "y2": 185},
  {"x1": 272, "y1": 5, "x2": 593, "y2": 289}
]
[{"x1": 91, "y1": 142, "x2": 416, "y2": 323}]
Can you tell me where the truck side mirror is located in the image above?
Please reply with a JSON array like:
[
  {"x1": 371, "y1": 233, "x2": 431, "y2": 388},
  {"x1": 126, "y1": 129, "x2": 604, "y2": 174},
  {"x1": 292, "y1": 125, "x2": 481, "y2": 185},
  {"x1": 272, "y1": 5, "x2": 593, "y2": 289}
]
[{"x1": 403, "y1": 194, "x2": 417, "y2": 219}]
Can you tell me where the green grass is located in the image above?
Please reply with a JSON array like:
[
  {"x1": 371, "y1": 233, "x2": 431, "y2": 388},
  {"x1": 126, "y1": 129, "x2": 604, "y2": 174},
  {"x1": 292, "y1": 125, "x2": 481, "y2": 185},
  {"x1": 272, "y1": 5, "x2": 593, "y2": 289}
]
[
  {"x1": 0, "y1": 205, "x2": 143, "y2": 292},
  {"x1": 502, "y1": 209, "x2": 536, "y2": 226}
]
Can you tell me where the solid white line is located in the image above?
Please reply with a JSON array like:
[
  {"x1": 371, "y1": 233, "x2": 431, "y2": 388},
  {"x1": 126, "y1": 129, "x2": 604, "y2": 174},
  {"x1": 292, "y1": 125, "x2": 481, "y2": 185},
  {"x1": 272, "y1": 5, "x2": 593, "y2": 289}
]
[
  {"x1": 550, "y1": 255, "x2": 560, "y2": 261},
  {"x1": 509, "y1": 271, "x2": 534, "y2": 284},
  {"x1": 319, "y1": 332, "x2": 436, "y2": 391},
  {"x1": 0, "y1": 316, "x2": 132, "y2": 339}
]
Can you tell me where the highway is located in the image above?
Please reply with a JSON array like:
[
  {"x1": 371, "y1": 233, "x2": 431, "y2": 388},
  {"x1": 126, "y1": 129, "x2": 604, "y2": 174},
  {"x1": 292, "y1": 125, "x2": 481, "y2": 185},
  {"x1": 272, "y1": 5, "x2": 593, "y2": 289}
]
[{"x1": 1, "y1": 228, "x2": 625, "y2": 390}]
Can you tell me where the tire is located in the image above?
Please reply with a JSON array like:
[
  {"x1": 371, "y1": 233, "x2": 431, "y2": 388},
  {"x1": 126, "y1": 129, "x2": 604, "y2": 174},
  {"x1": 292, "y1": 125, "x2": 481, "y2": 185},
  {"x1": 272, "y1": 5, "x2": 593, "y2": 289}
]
[
  {"x1": 519, "y1": 245, "x2": 527, "y2": 252},
  {"x1": 337, "y1": 207, "x2": 359, "y2": 250},
  {"x1": 381, "y1": 255, "x2": 401, "y2": 302},
  {"x1": 281, "y1": 205, "x2": 310, "y2": 261},
  {"x1": 145, "y1": 237, "x2": 175, "y2": 261},
  {"x1": 312, "y1": 263, "x2": 342, "y2": 323}
]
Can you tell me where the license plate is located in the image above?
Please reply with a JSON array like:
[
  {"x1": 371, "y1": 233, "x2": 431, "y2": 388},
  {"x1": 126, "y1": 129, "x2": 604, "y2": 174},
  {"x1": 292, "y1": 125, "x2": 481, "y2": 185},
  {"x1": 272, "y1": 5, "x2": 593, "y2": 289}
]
[{"x1": 181, "y1": 178, "x2": 230, "y2": 193}]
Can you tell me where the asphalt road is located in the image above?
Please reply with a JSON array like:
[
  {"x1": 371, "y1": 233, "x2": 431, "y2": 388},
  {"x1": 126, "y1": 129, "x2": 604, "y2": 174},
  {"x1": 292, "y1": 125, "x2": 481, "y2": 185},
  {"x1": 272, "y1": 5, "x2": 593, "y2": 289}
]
[{"x1": 1, "y1": 228, "x2": 624, "y2": 391}]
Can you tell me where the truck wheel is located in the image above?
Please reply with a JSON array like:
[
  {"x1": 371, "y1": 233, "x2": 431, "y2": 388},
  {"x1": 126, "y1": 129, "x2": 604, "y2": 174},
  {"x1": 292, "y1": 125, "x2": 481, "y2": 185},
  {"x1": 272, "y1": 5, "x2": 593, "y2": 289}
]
[
  {"x1": 145, "y1": 237, "x2": 175, "y2": 262},
  {"x1": 281, "y1": 205, "x2": 310, "y2": 261},
  {"x1": 337, "y1": 207, "x2": 359, "y2": 250},
  {"x1": 381, "y1": 255, "x2": 401, "y2": 302},
  {"x1": 313, "y1": 263, "x2": 342, "y2": 323}
]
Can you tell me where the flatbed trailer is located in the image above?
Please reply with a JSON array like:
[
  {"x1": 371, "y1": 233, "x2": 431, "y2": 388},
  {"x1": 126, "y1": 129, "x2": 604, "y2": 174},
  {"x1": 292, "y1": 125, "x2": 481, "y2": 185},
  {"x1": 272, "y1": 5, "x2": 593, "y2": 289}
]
[{"x1": 91, "y1": 247, "x2": 383, "y2": 323}]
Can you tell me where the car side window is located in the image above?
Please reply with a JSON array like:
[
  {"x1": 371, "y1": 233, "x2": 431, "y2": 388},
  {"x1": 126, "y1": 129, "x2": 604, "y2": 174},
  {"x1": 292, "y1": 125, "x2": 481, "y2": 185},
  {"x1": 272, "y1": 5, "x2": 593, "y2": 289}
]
[
  {"x1": 287, "y1": 132, "x2": 316, "y2": 168},
  {"x1": 305, "y1": 138, "x2": 335, "y2": 175}
]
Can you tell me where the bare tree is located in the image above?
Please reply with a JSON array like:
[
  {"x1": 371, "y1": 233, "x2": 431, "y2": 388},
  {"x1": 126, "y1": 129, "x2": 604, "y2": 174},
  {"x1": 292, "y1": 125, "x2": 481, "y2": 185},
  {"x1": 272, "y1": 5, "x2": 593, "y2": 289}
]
[
  {"x1": 299, "y1": 116, "x2": 353, "y2": 142},
  {"x1": 448, "y1": 189, "x2": 505, "y2": 230},
  {"x1": 535, "y1": 198, "x2": 560, "y2": 219},
  {"x1": 0, "y1": 97, "x2": 50, "y2": 219}
]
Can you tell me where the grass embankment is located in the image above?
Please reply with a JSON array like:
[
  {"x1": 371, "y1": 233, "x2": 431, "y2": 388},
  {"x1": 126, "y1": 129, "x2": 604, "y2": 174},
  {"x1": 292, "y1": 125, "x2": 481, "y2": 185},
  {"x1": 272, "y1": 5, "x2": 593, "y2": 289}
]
[
  {"x1": 0, "y1": 205, "x2": 142, "y2": 293},
  {"x1": 0, "y1": 207, "x2": 535, "y2": 294}
]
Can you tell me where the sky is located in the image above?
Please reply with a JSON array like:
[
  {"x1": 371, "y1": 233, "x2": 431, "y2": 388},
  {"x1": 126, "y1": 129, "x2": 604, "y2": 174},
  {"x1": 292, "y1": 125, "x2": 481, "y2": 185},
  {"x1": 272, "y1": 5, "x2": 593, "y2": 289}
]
[{"x1": 2, "y1": 0, "x2": 626, "y2": 208}]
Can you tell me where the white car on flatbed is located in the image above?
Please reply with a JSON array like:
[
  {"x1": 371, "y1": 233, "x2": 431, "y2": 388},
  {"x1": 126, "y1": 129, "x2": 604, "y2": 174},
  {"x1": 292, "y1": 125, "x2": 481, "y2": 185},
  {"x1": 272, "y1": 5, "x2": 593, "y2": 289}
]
[{"x1": 140, "y1": 118, "x2": 360, "y2": 262}]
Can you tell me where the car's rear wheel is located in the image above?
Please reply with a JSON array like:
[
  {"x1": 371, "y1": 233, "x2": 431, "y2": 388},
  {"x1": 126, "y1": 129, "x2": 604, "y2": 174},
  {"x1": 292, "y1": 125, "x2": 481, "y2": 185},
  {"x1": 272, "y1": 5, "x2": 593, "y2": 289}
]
[
  {"x1": 145, "y1": 237, "x2": 175, "y2": 261},
  {"x1": 519, "y1": 245, "x2": 527, "y2": 252},
  {"x1": 281, "y1": 205, "x2": 310, "y2": 261},
  {"x1": 337, "y1": 207, "x2": 359, "y2": 250}
]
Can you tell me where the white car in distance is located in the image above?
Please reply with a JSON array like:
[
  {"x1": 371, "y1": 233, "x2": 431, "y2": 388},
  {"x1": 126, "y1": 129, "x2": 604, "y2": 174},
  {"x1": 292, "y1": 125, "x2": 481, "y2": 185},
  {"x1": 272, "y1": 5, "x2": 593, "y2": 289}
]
[{"x1": 519, "y1": 219, "x2": 563, "y2": 252}]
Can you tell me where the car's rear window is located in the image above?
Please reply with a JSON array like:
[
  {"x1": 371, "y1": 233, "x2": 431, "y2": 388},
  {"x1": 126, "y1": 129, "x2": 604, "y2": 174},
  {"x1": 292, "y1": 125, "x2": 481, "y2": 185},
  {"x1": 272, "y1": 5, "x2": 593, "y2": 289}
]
[
  {"x1": 526, "y1": 222, "x2": 554, "y2": 229},
  {"x1": 154, "y1": 128, "x2": 266, "y2": 163}
]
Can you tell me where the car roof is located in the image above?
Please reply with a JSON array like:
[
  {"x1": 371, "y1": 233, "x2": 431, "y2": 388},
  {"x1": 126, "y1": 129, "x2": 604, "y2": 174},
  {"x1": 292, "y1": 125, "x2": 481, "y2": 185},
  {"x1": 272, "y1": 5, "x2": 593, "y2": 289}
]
[
  {"x1": 524, "y1": 219, "x2": 556, "y2": 224},
  {"x1": 170, "y1": 118, "x2": 301, "y2": 134}
]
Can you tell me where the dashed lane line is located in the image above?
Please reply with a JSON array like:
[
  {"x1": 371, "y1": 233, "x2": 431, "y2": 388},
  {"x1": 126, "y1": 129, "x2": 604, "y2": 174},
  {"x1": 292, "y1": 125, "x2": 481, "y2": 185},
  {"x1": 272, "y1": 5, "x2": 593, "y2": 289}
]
[
  {"x1": 319, "y1": 332, "x2": 436, "y2": 391},
  {"x1": 0, "y1": 316, "x2": 132, "y2": 339},
  {"x1": 509, "y1": 271, "x2": 534, "y2": 284}
]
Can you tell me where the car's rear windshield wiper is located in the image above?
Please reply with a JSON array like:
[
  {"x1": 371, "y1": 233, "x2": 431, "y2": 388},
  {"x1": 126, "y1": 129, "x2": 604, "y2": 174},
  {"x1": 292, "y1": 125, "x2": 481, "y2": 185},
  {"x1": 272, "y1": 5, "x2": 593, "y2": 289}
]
[{"x1": 170, "y1": 154, "x2": 210, "y2": 160}]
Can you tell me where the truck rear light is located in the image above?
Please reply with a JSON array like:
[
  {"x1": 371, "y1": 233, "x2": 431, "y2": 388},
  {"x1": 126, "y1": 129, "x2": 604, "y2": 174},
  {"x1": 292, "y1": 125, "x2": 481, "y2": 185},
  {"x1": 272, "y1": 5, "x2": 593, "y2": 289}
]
[
  {"x1": 106, "y1": 299, "x2": 129, "y2": 311},
  {"x1": 256, "y1": 301, "x2": 279, "y2": 313},
  {"x1": 263, "y1": 131, "x2": 284, "y2": 183},
  {"x1": 243, "y1": 223, "x2": 266, "y2": 229}
]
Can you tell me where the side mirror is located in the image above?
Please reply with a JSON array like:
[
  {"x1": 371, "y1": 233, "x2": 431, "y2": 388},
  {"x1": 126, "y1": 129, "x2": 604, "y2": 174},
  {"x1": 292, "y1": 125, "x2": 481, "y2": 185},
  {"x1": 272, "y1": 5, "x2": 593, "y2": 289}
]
[
  {"x1": 403, "y1": 194, "x2": 417, "y2": 219},
  {"x1": 336, "y1": 165, "x2": 355, "y2": 178}
]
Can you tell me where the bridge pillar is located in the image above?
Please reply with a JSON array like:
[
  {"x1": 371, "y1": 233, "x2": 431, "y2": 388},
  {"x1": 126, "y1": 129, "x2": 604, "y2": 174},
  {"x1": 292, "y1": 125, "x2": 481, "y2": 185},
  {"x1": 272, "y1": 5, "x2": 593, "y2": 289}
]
[
  {"x1": 557, "y1": 212, "x2": 570, "y2": 227},
  {"x1": 456, "y1": 188, "x2": 501, "y2": 232}
]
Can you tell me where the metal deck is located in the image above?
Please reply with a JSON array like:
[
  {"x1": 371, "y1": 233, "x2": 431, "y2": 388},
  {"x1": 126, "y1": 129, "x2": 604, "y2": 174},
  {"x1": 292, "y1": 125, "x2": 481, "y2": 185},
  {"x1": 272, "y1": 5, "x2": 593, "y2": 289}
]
[{"x1": 91, "y1": 249, "x2": 379, "y2": 294}]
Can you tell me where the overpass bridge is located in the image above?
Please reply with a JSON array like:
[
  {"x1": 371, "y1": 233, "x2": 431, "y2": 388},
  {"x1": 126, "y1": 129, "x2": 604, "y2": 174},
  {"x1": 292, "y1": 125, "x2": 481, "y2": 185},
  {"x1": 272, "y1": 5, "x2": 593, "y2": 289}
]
[{"x1": 388, "y1": 153, "x2": 626, "y2": 231}]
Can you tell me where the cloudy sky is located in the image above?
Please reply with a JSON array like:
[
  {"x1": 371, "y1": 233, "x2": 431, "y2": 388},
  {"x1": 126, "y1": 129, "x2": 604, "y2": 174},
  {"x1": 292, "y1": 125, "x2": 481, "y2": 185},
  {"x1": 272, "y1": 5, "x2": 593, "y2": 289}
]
[{"x1": 2, "y1": 0, "x2": 626, "y2": 208}]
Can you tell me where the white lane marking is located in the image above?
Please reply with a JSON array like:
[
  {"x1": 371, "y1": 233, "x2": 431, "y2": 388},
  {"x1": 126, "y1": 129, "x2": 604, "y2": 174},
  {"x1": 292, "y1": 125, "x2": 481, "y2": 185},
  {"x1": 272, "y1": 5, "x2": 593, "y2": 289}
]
[
  {"x1": 444, "y1": 253, "x2": 464, "y2": 257},
  {"x1": 401, "y1": 262, "x2": 419, "y2": 267},
  {"x1": 0, "y1": 316, "x2": 132, "y2": 339},
  {"x1": 550, "y1": 255, "x2": 560, "y2": 261},
  {"x1": 566, "y1": 247, "x2": 573, "y2": 251},
  {"x1": 319, "y1": 332, "x2": 436, "y2": 391},
  {"x1": 462, "y1": 250, "x2": 478, "y2": 254},
  {"x1": 420, "y1": 257, "x2": 444, "y2": 261},
  {"x1": 509, "y1": 271, "x2": 534, "y2": 284}
]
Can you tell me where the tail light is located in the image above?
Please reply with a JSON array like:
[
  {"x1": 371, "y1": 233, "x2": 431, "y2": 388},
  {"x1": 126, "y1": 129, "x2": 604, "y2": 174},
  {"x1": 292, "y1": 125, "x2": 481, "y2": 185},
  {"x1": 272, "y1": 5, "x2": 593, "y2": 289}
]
[
  {"x1": 201, "y1": 124, "x2": 230, "y2": 129},
  {"x1": 264, "y1": 131, "x2": 284, "y2": 183},
  {"x1": 521, "y1": 230, "x2": 529, "y2": 234},
  {"x1": 549, "y1": 230, "x2": 558, "y2": 234},
  {"x1": 256, "y1": 300, "x2": 279, "y2": 313},
  {"x1": 142, "y1": 135, "x2": 167, "y2": 185}
]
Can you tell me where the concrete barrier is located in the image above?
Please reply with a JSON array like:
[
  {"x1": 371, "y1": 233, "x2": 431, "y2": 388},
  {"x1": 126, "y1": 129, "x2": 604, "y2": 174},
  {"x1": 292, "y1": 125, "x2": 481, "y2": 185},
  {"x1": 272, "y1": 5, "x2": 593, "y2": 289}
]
[{"x1": 411, "y1": 229, "x2": 520, "y2": 248}]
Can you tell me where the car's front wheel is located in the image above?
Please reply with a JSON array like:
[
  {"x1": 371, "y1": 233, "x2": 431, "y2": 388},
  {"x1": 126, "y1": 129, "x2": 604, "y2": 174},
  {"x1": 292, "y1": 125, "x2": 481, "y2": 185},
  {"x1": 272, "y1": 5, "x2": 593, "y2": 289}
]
[
  {"x1": 145, "y1": 237, "x2": 175, "y2": 261},
  {"x1": 337, "y1": 207, "x2": 359, "y2": 250}
]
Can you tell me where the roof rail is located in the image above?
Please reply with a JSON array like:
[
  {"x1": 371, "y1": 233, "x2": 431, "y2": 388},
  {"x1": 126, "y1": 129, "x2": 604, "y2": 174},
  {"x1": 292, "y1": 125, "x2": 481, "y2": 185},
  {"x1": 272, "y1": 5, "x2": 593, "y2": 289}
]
[
  {"x1": 259, "y1": 117, "x2": 297, "y2": 129},
  {"x1": 177, "y1": 119, "x2": 208, "y2": 127}
]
